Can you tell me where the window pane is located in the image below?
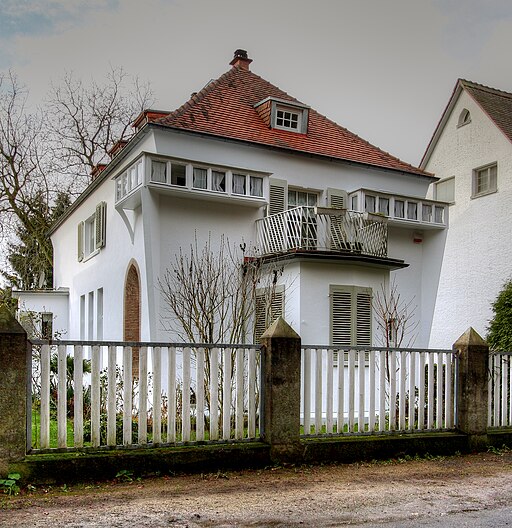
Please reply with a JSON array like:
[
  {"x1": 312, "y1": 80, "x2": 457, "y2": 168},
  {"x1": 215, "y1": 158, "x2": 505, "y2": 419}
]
[
  {"x1": 422, "y1": 204, "x2": 432, "y2": 222},
  {"x1": 395, "y1": 200, "x2": 404, "y2": 218},
  {"x1": 288, "y1": 190, "x2": 297, "y2": 207},
  {"x1": 378, "y1": 197, "x2": 389, "y2": 216},
  {"x1": 351, "y1": 196, "x2": 358, "y2": 211},
  {"x1": 435, "y1": 206, "x2": 444, "y2": 223},
  {"x1": 193, "y1": 167, "x2": 207, "y2": 189},
  {"x1": 365, "y1": 195, "x2": 376, "y2": 213},
  {"x1": 436, "y1": 178, "x2": 454, "y2": 202},
  {"x1": 171, "y1": 164, "x2": 186, "y2": 186},
  {"x1": 298, "y1": 192, "x2": 307, "y2": 206},
  {"x1": 407, "y1": 202, "x2": 418, "y2": 220},
  {"x1": 233, "y1": 174, "x2": 246, "y2": 194},
  {"x1": 151, "y1": 161, "x2": 167, "y2": 183},
  {"x1": 212, "y1": 170, "x2": 226, "y2": 192},
  {"x1": 250, "y1": 176, "x2": 263, "y2": 197}
]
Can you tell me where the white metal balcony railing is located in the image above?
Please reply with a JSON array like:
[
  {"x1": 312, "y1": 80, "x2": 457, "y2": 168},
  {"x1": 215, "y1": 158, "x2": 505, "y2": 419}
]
[{"x1": 255, "y1": 206, "x2": 388, "y2": 258}]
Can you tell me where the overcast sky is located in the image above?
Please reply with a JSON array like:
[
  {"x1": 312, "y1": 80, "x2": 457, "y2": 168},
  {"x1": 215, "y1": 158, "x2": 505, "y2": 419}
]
[{"x1": 1, "y1": 0, "x2": 512, "y2": 166}]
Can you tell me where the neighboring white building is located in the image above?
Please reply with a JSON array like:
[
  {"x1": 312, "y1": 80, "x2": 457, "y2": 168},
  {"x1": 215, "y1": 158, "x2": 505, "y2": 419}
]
[
  {"x1": 421, "y1": 79, "x2": 512, "y2": 347},
  {"x1": 16, "y1": 50, "x2": 448, "y2": 347}
]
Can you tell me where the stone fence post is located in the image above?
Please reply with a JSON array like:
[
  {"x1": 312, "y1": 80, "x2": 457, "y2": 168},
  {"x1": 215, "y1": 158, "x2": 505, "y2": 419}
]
[
  {"x1": 0, "y1": 306, "x2": 29, "y2": 474},
  {"x1": 260, "y1": 317, "x2": 302, "y2": 462},
  {"x1": 453, "y1": 327, "x2": 489, "y2": 451}
]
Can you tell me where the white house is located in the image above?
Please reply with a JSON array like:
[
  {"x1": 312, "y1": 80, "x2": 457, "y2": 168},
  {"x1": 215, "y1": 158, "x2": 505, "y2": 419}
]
[
  {"x1": 16, "y1": 50, "x2": 448, "y2": 348},
  {"x1": 421, "y1": 79, "x2": 512, "y2": 347}
]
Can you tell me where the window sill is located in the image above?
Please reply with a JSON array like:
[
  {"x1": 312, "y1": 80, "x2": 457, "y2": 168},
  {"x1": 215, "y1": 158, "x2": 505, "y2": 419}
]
[
  {"x1": 83, "y1": 249, "x2": 100, "y2": 263},
  {"x1": 471, "y1": 189, "x2": 497, "y2": 200}
]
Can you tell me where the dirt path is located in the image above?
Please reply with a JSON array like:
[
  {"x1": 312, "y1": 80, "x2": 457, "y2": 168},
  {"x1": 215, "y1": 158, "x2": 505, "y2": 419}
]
[{"x1": 2, "y1": 451, "x2": 512, "y2": 527}]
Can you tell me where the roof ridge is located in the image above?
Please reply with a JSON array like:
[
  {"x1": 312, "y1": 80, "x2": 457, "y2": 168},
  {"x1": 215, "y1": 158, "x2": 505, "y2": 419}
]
[{"x1": 460, "y1": 79, "x2": 512, "y2": 100}]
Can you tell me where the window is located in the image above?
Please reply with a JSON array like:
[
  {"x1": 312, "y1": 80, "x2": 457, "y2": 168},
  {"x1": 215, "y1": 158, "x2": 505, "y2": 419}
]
[
  {"x1": 170, "y1": 163, "x2": 186, "y2": 186},
  {"x1": 364, "y1": 195, "x2": 376, "y2": 213},
  {"x1": 78, "y1": 202, "x2": 106, "y2": 261},
  {"x1": 457, "y1": 108, "x2": 471, "y2": 127},
  {"x1": 330, "y1": 286, "x2": 372, "y2": 348},
  {"x1": 232, "y1": 173, "x2": 246, "y2": 194},
  {"x1": 394, "y1": 200, "x2": 405, "y2": 219},
  {"x1": 288, "y1": 190, "x2": 317, "y2": 208},
  {"x1": 434, "y1": 206, "x2": 444, "y2": 224},
  {"x1": 378, "y1": 197, "x2": 389, "y2": 216},
  {"x1": 407, "y1": 201, "x2": 418, "y2": 220},
  {"x1": 422, "y1": 204, "x2": 432, "y2": 222},
  {"x1": 212, "y1": 170, "x2": 226, "y2": 192},
  {"x1": 88, "y1": 291, "x2": 94, "y2": 340},
  {"x1": 250, "y1": 176, "x2": 263, "y2": 197},
  {"x1": 116, "y1": 159, "x2": 144, "y2": 201},
  {"x1": 351, "y1": 195, "x2": 358, "y2": 211},
  {"x1": 435, "y1": 177, "x2": 455, "y2": 202},
  {"x1": 151, "y1": 160, "x2": 167, "y2": 183},
  {"x1": 41, "y1": 313, "x2": 53, "y2": 339},
  {"x1": 472, "y1": 164, "x2": 497, "y2": 198},
  {"x1": 254, "y1": 288, "x2": 284, "y2": 342},
  {"x1": 276, "y1": 108, "x2": 300, "y2": 130},
  {"x1": 193, "y1": 167, "x2": 207, "y2": 189}
]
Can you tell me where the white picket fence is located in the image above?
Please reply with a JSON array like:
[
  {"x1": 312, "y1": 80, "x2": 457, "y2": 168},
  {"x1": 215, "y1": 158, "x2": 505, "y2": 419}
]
[
  {"x1": 301, "y1": 347, "x2": 458, "y2": 435},
  {"x1": 488, "y1": 352, "x2": 512, "y2": 428},
  {"x1": 30, "y1": 341, "x2": 261, "y2": 451}
]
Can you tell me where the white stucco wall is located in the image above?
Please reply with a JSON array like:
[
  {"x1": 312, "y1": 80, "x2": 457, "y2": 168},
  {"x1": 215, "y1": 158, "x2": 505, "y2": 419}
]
[
  {"x1": 49, "y1": 125, "x2": 443, "y2": 346},
  {"x1": 425, "y1": 89, "x2": 512, "y2": 346}
]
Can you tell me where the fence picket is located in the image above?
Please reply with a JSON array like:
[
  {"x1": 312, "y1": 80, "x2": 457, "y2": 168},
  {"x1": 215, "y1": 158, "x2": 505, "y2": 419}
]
[
  {"x1": 222, "y1": 348, "x2": 232, "y2": 440},
  {"x1": 182, "y1": 347, "x2": 191, "y2": 442},
  {"x1": 303, "y1": 349, "x2": 311, "y2": 434},
  {"x1": 436, "y1": 352, "x2": 443, "y2": 429},
  {"x1": 418, "y1": 352, "x2": 425, "y2": 431},
  {"x1": 167, "y1": 347, "x2": 176, "y2": 443},
  {"x1": 40, "y1": 344, "x2": 50, "y2": 449},
  {"x1": 389, "y1": 351, "x2": 397, "y2": 431},
  {"x1": 326, "y1": 349, "x2": 334, "y2": 434},
  {"x1": 408, "y1": 352, "x2": 416, "y2": 430},
  {"x1": 73, "y1": 345, "x2": 84, "y2": 448},
  {"x1": 91, "y1": 345, "x2": 101, "y2": 447},
  {"x1": 337, "y1": 350, "x2": 344, "y2": 433},
  {"x1": 445, "y1": 352, "x2": 453, "y2": 429},
  {"x1": 398, "y1": 351, "x2": 406, "y2": 431},
  {"x1": 248, "y1": 348, "x2": 256, "y2": 438},
  {"x1": 358, "y1": 350, "x2": 365, "y2": 432},
  {"x1": 123, "y1": 346, "x2": 133, "y2": 445},
  {"x1": 138, "y1": 347, "x2": 148, "y2": 445},
  {"x1": 57, "y1": 344, "x2": 67, "y2": 448},
  {"x1": 368, "y1": 350, "x2": 375, "y2": 433},
  {"x1": 152, "y1": 347, "x2": 162, "y2": 444},
  {"x1": 501, "y1": 355, "x2": 508, "y2": 427},
  {"x1": 107, "y1": 346, "x2": 117, "y2": 446},
  {"x1": 196, "y1": 347, "x2": 205, "y2": 441},
  {"x1": 348, "y1": 349, "x2": 356, "y2": 433},
  {"x1": 235, "y1": 348, "x2": 244, "y2": 440},
  {"x1": 210, "y1": 348, "x2": 219, "y2": 441},
  {"x1": 427, "y1": 353, "x2": 435, "y2": 429},
  {"x1": 378, "y1": 350, "x2": 386, "y2": 432},
  {"x1": 315, "y1": 349, "x2": 322, "y2": 433}
]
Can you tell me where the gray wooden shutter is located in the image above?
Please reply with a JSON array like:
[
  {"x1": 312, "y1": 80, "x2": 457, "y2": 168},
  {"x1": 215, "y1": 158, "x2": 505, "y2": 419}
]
[
  {"x1": 269, "y1": 178, "x2": 287, "y2": 216},
  {"x1": 95, "y1": 202, "x2": 107, "y2": 249},
  {"x1": 355, "y1": 289, "x2": 372, "y2": 346},
  {"x1": 254, "y1": 294, "x2": 267, "y2": 343},
  {"x1": 77, "y1": 221, "x2": 84, "y2": 262},
  {"x1": 327, "y1": 188, "x2": 348, "y2": 209},
  {"x1": 331, "y1": 289, "x2": 352, "y2": 347},
  {"x1": 269, "y1": 290, "x2": 284, "y2": 323}
]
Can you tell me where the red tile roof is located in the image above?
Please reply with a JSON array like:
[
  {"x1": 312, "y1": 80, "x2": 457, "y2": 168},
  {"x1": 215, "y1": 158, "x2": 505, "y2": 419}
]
[
  {"x1": 158, "y1": 58, "x2": 431, "y2": 178},
  {"x1": 460, "y1": 80, "x2": 512, "y2": 143}
]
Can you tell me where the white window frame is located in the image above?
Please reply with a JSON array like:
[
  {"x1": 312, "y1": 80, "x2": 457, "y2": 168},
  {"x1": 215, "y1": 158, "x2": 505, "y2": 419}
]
[
  {"x1": 472, "y1": 163, "x2": 497, "y2": 198},
  {"x1": 116, "y1": 158, "x2": 144, "y2": 201},
  {"x1": 275, "y1": 106, "x2": 301, "y2": 132},
  {"x1": 435, "y1": 176, "x2": 455, "y2": 203}
]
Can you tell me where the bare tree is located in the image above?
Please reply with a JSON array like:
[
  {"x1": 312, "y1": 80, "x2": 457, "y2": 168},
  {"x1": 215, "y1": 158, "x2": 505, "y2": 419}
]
[
  {"x1": 46, "y1": 67, "x2": 153, "y2": 179},
  {"x1": 374, "y1": 279, "x2": 418, "y2": 348},
  {"x1": 159, "y1": 234, "x2": 283, "y2": 344}
]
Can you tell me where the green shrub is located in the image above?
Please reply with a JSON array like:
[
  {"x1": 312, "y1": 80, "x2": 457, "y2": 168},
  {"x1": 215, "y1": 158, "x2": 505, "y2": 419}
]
[{"x1": 487, "y1": 280, "x2": 512, "y2": 351}]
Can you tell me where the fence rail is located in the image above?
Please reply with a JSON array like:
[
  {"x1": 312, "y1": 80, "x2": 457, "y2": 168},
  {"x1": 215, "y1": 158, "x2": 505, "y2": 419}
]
[
  {"x1": 30, "y1": 340, "x2": 262, "y2": 452},
  {"x1": 488, "y1": 351, "x2": 512, "y2": 428},
  {"x1": 301, "y1": 346, "x2": 458, "y2": 436},
  {"x1": 255, "y1": 206, "x2": 388, "y2": 258}
]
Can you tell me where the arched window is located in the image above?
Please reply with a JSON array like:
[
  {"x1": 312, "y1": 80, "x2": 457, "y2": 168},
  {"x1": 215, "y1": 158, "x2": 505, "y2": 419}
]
[
  {"x1": 124, "y1": 262, "x2": 141, "y2": 377},
  {"x1": 457, "y1": 108, "x2": 471, "y2": 127}
]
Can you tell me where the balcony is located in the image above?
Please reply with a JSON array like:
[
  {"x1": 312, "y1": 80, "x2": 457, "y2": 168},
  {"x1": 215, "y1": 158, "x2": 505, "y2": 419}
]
[
  {"x1": 256, "y1": 206, "x2": 388, "y2": 259},
  {"x1": 349, "y1": 189, "x2": 448, "y2": 229}
]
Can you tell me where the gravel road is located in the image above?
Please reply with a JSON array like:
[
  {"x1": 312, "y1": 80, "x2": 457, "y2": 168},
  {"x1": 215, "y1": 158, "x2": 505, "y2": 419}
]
[{"x1": 2, "y1": 451, "x2": 512, "y2": 527}]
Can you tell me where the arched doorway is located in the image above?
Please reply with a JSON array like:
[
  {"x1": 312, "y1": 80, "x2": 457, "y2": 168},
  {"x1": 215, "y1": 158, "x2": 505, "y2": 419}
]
[{"x1": 124, "y1": 262, "x2": 141, "y2": 377}]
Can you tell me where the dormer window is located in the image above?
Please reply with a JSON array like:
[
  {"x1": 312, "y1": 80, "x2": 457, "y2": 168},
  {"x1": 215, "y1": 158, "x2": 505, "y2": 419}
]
[{"x1": 254, "y1": 97, "x2": 309, "y2": 134}]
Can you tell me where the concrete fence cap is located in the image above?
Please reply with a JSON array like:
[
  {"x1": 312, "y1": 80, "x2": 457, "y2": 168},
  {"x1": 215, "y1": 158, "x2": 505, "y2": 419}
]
[
  {"x1": 261, "y1": 316, "x2": 300, "y2": 340},
  {"x1": 0, "y1": 305, "x2": 26, "y2": 335},
  {"x1": 453, "y1": 327, "x2": 488, "y2": 349}
]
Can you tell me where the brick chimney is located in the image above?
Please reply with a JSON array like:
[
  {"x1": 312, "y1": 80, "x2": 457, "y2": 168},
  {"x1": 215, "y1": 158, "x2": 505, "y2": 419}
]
[{"x1": 230, "y1": 49, "x2": 252, "y2": 71}]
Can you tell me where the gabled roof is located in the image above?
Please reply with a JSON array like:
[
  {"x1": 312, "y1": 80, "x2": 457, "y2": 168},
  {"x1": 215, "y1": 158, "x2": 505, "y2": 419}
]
[
  {"x1": 421, "y1": 79, "x2": 512, "y2": 168},
  {"x1": 157, "y1": 52, "x2": 431, "y2": 179}
]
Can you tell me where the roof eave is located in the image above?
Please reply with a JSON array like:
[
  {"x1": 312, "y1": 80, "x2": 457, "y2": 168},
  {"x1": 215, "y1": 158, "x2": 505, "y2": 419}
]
[{"x1": 150, "y1": 122, "x2": 435, "y2": 181}]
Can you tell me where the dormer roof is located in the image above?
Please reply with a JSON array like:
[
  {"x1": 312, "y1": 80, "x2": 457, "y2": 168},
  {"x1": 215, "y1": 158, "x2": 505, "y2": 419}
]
[{"x1": 157, "y1": 50, "x2": 431, "y2": 178}]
